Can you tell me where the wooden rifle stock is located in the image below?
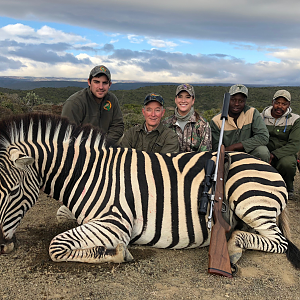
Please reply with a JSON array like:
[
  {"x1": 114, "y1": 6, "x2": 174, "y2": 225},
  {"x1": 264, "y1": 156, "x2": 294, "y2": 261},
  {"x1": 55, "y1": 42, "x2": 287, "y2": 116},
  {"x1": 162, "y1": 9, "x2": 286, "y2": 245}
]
[{"x1": 208, "y1": 145, "x2": 232, "y2": 278}]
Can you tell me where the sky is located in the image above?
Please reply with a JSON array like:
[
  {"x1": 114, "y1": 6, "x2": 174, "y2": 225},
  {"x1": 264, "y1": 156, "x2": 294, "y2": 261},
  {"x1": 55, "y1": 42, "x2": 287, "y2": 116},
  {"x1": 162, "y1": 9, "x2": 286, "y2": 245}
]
[{"x1": 1, "y1": 0, "x2": 300, "y2": 85}]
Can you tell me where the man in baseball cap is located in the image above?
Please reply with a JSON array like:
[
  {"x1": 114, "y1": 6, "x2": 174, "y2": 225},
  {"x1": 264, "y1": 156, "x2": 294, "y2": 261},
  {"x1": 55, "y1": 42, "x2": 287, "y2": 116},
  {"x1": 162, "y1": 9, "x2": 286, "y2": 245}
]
[
  {"x1": 210, "y1": 83, "x2": 270, "y2": 162},
  {"x1": 89, "y1": 65, "x2": 111, "y2": 82},
  {"x1": 61, "y1": 65, "x2": 124, "y2": 145},
  {"x1": 261, "y1": 89, "x2": 300, "y2": 199},
  {"x1": 229, "y1": 84, "x2": 248, "y2": 97},
  {"x1": 120, "y1": 93, "x2": 179, "y2": 153}
]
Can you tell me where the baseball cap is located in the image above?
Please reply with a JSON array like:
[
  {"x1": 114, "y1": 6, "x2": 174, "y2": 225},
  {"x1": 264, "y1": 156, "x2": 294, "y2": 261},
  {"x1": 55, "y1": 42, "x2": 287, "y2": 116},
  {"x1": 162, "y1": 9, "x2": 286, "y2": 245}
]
[
  {"x1": 89, "y1": 65, "x2": 111, "y2": 81},
  {"x1": 229, "y1": 84, "x2": 248, "y2": 97},
  {"x1": 176, "y1": 83, "x2": 195, "y2": 97},
  {"x1": 273, "y1": 90, "x2": 291, "y2": 102},
  {"x1": 144, "y1": 93, "x2": 164, "y2": 106}
]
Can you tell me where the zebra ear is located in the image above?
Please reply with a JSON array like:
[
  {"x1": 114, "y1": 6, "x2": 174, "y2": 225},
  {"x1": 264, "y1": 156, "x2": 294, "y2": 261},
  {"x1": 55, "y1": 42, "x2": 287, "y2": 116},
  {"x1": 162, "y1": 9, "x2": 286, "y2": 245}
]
[
  {"x1": 9, "y1": 150, "x2": 35, "y2": 169},
  {"x1": 14, "y1": 156, "x2": 35, "y2": 169}
]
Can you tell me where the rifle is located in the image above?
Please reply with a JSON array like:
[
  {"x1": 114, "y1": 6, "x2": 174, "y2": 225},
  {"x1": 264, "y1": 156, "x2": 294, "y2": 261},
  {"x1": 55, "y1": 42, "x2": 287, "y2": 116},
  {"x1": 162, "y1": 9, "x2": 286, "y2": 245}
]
[
  {"x1": 207, "y1": 92, "x2": 232, "y2": 278},
  {"x1": 198, "y1": 159, "x2": 215, "y2": 215}
]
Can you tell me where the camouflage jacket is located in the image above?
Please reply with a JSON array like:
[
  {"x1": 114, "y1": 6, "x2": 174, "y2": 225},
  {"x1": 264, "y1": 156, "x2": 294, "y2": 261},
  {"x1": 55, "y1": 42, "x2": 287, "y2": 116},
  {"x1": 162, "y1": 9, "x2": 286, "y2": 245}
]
[{"x1": 163, "y1": 112, "x2": 212, "y2": 152}]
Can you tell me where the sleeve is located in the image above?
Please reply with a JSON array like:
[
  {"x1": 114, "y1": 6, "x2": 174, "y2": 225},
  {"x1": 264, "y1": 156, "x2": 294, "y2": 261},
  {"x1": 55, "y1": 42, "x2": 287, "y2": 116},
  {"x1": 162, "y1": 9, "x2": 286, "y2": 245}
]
[
  {"x1": 272, "y1": 118, "x2": 300, "y2": 160},
  {"x1": 61, "y1": 99, "x2": 83, "y2": 125},
  {"x1": 159, "y1": 131, "x2": 180, "y2": 154},
  {"x1": 119, "y1": 128, "x2": 135, "y2": 148},
  {"x1": 106, "y1": 96, "x2": 124, "y2": 143},
  {"x1": 210, "y1": 118, "x2": 221, "y2": 152},
  {"x1": 196, "y1": 120, "x2": 212, "y2": 152},
  {"x1": 241, "y1": 109, "x2": 269, "y2": 153}
]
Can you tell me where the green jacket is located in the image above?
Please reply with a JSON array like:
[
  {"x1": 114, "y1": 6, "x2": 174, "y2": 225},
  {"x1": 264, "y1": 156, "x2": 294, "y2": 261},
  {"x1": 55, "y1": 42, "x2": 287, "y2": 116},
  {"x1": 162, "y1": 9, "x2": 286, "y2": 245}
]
[
  {"x1": 120, "y1": 122, "x2": 179, "y2": 153},
  {"x1": 261, "y1": 106, "x2": 300, "y2": 160},
  {"x1": 61, "y1": 87, "x2": 124, "y2": 144},
  {"x1": 210, "y1": 105, "x2": 269, "y2": 152}
]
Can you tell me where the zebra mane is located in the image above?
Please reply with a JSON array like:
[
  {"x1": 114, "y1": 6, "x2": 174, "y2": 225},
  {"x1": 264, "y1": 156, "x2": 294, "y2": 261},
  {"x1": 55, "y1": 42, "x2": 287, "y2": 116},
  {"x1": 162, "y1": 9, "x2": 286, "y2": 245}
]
[{"x1": 0, "y1": 112, "x2": 108, "y2": 150}]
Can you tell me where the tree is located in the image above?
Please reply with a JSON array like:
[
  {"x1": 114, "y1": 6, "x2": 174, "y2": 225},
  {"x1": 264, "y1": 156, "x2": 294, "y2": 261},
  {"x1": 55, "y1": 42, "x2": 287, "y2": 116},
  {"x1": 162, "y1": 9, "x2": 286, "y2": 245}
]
[{"x1": 22, "y1": 91, "x2": 45, "y2": 109}]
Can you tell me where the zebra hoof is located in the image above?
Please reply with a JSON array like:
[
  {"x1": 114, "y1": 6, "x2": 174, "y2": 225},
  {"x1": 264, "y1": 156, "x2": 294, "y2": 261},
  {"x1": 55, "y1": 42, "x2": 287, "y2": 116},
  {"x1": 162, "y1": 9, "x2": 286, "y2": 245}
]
[
  {"x1": 56, "y1": 205, "x2": 76, "y2": 223},
  {"x1": 229, "y1": 252, "x2": 243, "y2": 265},
  {"x1": 116, "y1": 243, "x2": 134, "y2": 263},
  {"x1": 231, "y1": 262, "x2": 238, "y2": 276}
]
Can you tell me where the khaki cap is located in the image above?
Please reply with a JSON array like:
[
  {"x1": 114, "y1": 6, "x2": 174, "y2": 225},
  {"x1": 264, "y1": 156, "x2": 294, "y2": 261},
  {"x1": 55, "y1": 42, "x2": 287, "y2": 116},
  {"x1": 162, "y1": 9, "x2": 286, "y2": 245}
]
[
  {"x1": 229, "y1": 84, "x2": 248, "y2": 97},
  {"x1": 273, "y1": 90, "x2": 291, "y2": 102}
]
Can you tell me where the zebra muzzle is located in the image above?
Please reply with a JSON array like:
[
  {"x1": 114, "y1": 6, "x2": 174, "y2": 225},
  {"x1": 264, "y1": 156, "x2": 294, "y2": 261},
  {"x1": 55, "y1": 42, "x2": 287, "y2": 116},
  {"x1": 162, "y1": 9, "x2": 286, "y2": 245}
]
[{"x1": 0, "y1": 230, "x2": 16, "y2": 254}]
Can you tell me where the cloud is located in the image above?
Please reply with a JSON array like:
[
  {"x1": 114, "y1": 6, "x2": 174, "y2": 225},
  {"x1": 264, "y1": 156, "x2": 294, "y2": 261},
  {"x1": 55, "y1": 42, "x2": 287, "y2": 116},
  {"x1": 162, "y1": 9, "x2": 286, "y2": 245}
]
[
  {"x1": 127, "y1": 35, "x2": 144, "y2": 44},
  {"x1": 147, "y1": 39, "x2": 178, "y2": 49},
  {"x1": 0, "y1": 23, "x2": 95, "y2": 67},
  {"x1": 0, "y1": 55, "x2": 24, "y2": 71},
  {"x1": 0, "y1": 23, "x2": 87, "y2": 44},
  {"x1": 2, "y1": 1, "x2": 300, "y2": 47},
  {"x1": 1, "y1": 1, "x2": 300, "y2": 85}
]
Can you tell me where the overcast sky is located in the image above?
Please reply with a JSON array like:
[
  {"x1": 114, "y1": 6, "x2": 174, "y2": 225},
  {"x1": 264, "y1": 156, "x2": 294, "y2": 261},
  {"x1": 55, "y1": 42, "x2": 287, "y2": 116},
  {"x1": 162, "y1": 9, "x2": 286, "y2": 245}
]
[{"x1": 1, "y1": 0, "x2": 300, "y2": 85}]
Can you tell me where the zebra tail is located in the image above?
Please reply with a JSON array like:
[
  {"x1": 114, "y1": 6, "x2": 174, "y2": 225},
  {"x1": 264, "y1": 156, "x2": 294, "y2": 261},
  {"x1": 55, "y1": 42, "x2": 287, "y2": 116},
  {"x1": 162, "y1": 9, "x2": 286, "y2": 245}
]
[
  {"x1": 279, "y1": 208, "x2": 300, "y2": 269},
  {"x1": 286, "y1": 240, "x2": 300, "y2": 269},
  {"x1": 278, "y1": 208, "x2": 291, "y2": 241}
]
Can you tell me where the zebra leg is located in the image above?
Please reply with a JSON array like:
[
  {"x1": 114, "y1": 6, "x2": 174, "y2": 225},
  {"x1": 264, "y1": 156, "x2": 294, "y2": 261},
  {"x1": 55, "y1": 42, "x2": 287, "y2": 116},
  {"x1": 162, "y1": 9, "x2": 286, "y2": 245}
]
[
  {"x1": 49, "y1": 218, "x2": 134, "y2": 264},
  {"x1": 227, "y1": 228, "x2": 288, "y2": 264},
  {"x1": 56, "y1": 205, "x2": 77, "y2": 223}
]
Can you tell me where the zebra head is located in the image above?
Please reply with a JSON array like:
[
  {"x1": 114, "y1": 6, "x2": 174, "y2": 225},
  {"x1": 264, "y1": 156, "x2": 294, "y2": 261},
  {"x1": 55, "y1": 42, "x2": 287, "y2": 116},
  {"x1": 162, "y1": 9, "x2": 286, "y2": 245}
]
[{"x1": 0, "y1": 147, "x2": 39, "y2": 254}]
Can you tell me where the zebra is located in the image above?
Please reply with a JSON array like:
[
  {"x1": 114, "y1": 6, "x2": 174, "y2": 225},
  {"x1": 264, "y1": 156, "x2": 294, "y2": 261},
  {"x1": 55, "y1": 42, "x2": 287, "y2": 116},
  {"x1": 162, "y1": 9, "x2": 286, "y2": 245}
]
[{"x1": 0, "y1": 113, "x2": 300, "y2": 270}]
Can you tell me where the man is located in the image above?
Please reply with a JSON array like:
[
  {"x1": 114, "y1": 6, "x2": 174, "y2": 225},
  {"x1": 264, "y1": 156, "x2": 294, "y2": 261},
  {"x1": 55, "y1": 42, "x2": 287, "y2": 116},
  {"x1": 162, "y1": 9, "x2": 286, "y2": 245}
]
[
  {"x1": 210, "y1": 84, "x2": 270, "y2": 162},
  {"x1": 120, "y1": 93, "x2": 179, "y2": 153},
  {"x1": 61, "y1": 65, "x2": 124, "y2": 144},
  {"x1": 261, "y1": 90, "x2": 300, "y2": 199}
]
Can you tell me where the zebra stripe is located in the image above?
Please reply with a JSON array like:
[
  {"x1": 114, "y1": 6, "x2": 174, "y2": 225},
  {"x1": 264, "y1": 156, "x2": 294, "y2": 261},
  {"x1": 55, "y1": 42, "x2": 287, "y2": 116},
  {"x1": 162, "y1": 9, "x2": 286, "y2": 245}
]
[{"x1": 0, "y1": 113, "x2": 299, "y2": 270}]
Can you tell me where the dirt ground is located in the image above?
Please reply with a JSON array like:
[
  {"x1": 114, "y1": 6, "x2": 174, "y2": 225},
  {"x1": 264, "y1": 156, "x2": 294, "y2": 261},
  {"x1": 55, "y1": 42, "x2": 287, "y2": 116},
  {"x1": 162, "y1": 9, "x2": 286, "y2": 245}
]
[{"x1": 1, "y1": 174, "x2": 300, "y2": 300}]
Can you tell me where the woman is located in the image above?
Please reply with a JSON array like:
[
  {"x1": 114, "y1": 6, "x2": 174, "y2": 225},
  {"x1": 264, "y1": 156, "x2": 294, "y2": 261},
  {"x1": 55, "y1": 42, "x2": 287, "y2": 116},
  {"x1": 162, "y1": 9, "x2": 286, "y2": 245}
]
[{"x1": 163, "y1": 83, "x2": 212, "y2": 152}]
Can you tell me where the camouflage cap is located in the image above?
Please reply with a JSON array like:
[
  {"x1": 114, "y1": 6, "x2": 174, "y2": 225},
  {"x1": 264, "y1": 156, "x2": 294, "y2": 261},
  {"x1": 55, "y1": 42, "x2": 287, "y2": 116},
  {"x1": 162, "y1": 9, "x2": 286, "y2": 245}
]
[
  {"x1": 144, "y1": 93, "x2": 164, "y2": 106},
  {"x1": 89, "y1": 65, "x2": 111, "y2": 81},
  {"x1": 176, "y1": 83, "x2": 195, "y2": 97},
  {"x1": 273, "y1": 89, "x2": 291, "y2": 102},
  {"x1": 229, "y1": 84, "x2": 248, "y2": 97}
]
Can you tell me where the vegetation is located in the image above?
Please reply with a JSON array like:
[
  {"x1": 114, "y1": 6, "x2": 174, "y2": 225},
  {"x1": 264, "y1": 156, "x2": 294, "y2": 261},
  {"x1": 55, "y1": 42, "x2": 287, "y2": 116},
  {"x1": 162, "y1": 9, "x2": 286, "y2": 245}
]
[{"x1": 1, "y1": 85, "x2": 300, "y2": 129}]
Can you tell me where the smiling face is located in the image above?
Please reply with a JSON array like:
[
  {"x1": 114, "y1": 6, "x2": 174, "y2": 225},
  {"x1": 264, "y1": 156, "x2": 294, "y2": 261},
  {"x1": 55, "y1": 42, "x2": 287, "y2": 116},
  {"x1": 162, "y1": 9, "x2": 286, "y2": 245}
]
[
  {"x1": 175, "y1": 91, "x2": 195, "y2": 116},
  {"x1": 142, "y1": 101, "x2": 165, "y2": 131},
  {"x1": 228, "y1": 93, "x2": 246, "y2": 119},
  {"x1": 88, "y1": 75, "x2": 112, "y2": 102}
]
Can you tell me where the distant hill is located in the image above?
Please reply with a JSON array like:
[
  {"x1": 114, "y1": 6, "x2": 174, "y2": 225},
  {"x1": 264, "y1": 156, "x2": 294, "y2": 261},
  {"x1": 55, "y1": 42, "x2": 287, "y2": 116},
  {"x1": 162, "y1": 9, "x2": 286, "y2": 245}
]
[
  {"x1": 0, "y1": 76, "x2": 274, "y2": 91},
  {"x1": 1, "y1": 77, "x2": 300, "y2": 123}
]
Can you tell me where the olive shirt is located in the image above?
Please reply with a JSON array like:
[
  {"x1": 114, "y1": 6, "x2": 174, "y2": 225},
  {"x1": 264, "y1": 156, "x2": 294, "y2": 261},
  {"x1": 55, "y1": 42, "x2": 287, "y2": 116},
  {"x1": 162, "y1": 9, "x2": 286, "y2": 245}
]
[
  {"x1": 61, "y1": 87, "x2": 124, "y2": 144},
  {"x1": 120, "y1": 122, "x2": 179, "y2": 153}
]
